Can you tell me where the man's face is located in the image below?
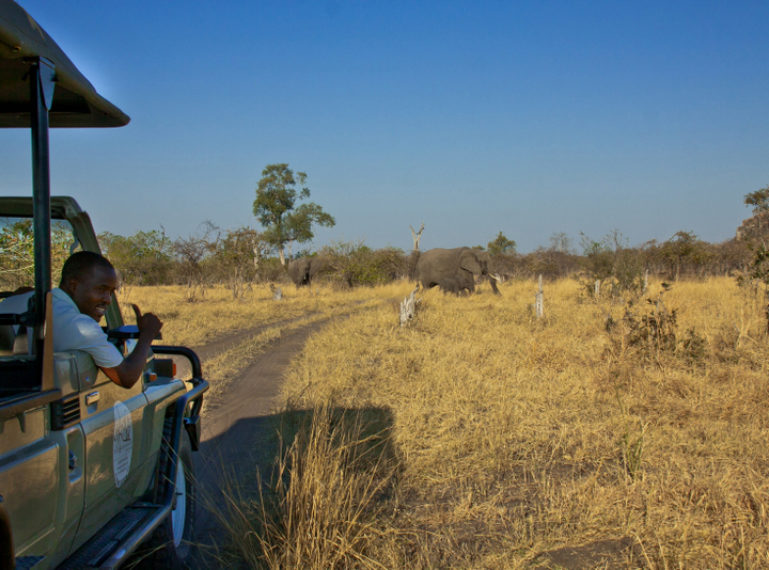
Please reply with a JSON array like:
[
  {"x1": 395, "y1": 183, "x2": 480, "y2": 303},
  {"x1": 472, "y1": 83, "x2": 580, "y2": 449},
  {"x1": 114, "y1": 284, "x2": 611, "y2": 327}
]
[{"x1": 64, "y1": 265, "x2": 119, "y2": 322}]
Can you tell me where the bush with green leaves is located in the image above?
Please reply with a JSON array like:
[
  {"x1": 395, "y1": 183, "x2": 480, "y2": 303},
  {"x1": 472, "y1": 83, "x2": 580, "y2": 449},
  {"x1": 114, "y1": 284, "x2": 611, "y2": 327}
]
[
  {"x1": 99, "y1": 229, "x2": 174, "y2": 285},
  {"x1": 320, "y1": 242, "x2": 406, "y2": 287},
  {"x1": 578, "y1": 231, "x2": 645, "y2": 298}
]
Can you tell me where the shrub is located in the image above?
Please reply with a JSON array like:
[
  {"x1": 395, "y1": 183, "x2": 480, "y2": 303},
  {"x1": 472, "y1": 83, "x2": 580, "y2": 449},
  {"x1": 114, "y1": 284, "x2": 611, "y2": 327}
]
[
  {"x1": 606, "y1": 285, "x2": 706, "y2": 365},
  {"x1": 322, "y1": 242, "x2": 406, "y2": 287}
]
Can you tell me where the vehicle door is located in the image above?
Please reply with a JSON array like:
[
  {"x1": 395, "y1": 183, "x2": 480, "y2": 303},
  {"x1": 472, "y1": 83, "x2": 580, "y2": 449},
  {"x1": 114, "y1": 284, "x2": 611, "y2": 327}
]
[{"x1": 72, "y1": 354, "x2": 149, "y2": 547}]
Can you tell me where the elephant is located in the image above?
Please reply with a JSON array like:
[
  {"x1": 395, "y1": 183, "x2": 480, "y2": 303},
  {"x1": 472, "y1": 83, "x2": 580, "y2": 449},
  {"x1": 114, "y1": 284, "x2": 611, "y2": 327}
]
[
  {"x1": 286, "y1": 256, "x2": 333, "y2": 287},
  {"x1": 414, "y1": 247, "x2": 500, "y2": 295}
]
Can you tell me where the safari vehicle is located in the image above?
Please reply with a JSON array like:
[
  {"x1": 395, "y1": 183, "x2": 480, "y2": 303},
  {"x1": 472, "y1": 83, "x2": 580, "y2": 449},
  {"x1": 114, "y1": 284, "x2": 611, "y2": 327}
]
[{"x1": 0, "y1": 1, "x2": 208, "y2": 568}]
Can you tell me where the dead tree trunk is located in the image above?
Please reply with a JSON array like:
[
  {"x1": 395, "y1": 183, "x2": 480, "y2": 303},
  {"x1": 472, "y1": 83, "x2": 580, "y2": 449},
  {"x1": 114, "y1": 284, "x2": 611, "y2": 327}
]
[
  {"x1": 410, "y1": 222, "x2": 425, "y2": 252},
  {"x1": 400, "y1": 287, "x2": 419, "y2": 326}
]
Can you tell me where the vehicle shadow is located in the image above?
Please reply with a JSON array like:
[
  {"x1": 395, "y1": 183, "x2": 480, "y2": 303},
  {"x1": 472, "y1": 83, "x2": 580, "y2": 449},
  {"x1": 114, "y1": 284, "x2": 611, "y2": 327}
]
[{"x1": 191, "y1": 405, "x2": 399, "y2": 568}]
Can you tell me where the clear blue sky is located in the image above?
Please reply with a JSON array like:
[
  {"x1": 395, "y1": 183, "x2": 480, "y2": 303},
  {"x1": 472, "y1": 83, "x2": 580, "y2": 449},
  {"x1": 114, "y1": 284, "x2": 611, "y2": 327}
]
[{"x1": 2, "y1": 0, "x2": 768, "y2": 253}]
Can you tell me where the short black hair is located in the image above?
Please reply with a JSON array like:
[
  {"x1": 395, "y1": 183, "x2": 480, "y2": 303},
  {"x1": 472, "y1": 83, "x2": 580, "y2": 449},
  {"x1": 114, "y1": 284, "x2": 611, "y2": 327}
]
[{"x1": 59, "y1": 251, "x2": 115, "y2": 286}]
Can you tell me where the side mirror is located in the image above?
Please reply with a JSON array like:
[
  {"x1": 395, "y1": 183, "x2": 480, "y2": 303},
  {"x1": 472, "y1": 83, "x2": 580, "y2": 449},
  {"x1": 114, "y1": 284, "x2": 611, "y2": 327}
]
[{"x1": 107, "y1": 325, "x2": 162, "y2": 357}]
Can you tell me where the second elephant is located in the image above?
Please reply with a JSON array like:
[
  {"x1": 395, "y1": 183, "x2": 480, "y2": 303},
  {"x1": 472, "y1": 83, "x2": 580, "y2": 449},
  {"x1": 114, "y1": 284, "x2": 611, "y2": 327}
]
[
  {"x1": 415, "y1": 247, "x2": 500, "y2": 295},
  {"x1": 287, "y1": 256, "x2": 333, "y2": 286}
]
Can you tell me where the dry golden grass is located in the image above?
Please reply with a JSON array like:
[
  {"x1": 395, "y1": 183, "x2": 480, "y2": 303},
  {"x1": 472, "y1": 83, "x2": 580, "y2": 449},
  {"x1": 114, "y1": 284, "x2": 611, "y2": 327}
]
[
  {"x1": 213, "y1": 404, "x2": 398, "y2": 568},
  {"x1": 117, "y1": 283, "x2": 388, "y2": 403},
  {"x1": 135, "y1": 277, "x2": 769, "y2": 568},
  {"x1": 118, "y1": 282, "x2": 386, "y2": 347},
  {"x1": 274, "y1": 277, "x2": 769, "y2": 568}
]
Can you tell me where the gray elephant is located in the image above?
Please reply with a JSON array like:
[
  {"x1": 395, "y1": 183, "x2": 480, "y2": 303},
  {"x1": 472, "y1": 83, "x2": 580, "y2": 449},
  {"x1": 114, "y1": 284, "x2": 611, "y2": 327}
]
[
  {"x1": 415, "y1": 247, "x2": 500, "y2": 295},
  {"x1": 287, "y1": 256, "x2": 333, "y2": 286}
]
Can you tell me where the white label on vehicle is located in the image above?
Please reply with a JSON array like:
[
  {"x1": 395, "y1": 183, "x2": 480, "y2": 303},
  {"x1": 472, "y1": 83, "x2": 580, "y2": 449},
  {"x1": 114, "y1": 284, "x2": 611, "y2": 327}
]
[{"x1": 113, "y1": 401, "x2": 133, "y2": 488}]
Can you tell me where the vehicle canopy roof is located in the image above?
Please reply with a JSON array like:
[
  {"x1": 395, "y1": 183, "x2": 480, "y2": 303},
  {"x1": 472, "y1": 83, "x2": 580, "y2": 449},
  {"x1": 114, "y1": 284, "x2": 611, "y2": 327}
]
[{"x1": 0, "y1": 0, "x2": 129, "y2": 127}]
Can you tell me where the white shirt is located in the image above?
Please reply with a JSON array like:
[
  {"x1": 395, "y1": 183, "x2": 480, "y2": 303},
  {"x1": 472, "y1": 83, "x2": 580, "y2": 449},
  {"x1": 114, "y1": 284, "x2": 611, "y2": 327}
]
[{"x1": 0, "y1": 288, "x2": 123, "y2": 368}]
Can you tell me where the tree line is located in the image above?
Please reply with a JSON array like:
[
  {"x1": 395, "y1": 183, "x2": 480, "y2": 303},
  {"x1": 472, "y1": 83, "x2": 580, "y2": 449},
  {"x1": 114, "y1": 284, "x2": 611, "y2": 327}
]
[
  {"x1": 68, "y1": 226, "x2": 761, "y2": 290},
  {"x1": 1, "y1": 166, "x2": 766, "y2": 297},
  {"x1": 0, "y1": 211, "x2": 758, "y2": 294},
  {"x1": 94, "y1": 174, "x2": 769, "y2": 297}
]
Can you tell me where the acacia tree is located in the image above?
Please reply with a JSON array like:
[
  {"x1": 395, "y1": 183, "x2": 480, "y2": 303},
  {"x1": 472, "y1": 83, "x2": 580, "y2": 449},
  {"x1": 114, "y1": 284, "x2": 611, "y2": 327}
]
[{"x1": 252, "y1": 163, "x2": 335, "y2": 266}]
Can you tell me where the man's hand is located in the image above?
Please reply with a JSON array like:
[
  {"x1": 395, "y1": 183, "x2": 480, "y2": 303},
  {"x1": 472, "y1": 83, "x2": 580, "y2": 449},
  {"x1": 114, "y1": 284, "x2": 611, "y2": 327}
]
[
  {"x1": 132, "y1": 303, "x2": 162, "y2": 340},
  {"x1": 103, "y1": 304, "x2": 164, "y2": 389}
]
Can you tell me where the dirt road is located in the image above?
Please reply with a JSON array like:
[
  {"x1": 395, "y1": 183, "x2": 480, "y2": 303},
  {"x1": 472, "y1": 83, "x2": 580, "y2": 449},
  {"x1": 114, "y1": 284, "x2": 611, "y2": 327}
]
[{"x1": 189, "y1": 304, "x2": 375, "y2": 566}]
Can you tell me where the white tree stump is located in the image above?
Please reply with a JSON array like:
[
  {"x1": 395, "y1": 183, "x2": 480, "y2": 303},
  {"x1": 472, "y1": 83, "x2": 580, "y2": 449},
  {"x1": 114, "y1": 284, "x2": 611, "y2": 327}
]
[
  {"x1": 535, "y1": 275, "x2": 544, "y2": 319},
  {"x1": 400, "y1": 288, "x2": 419, "y2": 326}
]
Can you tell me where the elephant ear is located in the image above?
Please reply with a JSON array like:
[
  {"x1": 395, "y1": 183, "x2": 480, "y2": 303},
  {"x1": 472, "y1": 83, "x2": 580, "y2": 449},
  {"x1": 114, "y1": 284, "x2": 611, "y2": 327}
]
[
  {"x1": 309, "y1": 257, "x2": 327, "y2": 277},
  {"x1": 459, "y1": 250, "x2": 482, "y2": 273}
]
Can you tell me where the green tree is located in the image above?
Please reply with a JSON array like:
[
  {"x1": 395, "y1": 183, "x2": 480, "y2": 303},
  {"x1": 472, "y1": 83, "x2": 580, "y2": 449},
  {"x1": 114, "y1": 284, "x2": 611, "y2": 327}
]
[
  {"x1": 99, "y1": 229, "x2": 174, "y2": 285},
  {"x1": 487, "y1": 231, "x2": 516, "y2": 255},
  {"x1": 660, "y1": 231, "x2": 709, "y2": 281},
  {"x1": 580, "y1": 232, "x2": 614, "y2": 283},
  {"x1": 740, "y1": 187, "x2": 769, "y2": 311},
  {"x1": 745, "y1": 185, "x2": 769, "y2": 214},
  {"x1": 204, "y1": 227, "x2": 268, "y2": 297},
  {"x1": 320, "y1": 241, "x2": 406, "y2": 287},
  {"x1": 740, "y1": 185, "x2": 769, "y2": 248},
  {"x1": 253, "y1": 163, "x2": 335, "y2": 266},
  {"x1": 578, "y1": 230, "x2": 644, "y2": 295}
]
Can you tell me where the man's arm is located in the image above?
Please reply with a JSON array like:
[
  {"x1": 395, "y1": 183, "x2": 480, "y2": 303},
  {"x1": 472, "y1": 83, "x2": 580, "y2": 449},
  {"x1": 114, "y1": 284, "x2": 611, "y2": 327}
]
[{"x1": 102, "y1": 304, "x2": 163, "y2": 389}]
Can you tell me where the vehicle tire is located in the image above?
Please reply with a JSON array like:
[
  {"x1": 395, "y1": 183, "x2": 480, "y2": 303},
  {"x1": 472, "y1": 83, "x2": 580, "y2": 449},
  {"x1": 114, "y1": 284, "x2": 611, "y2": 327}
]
[{"x1": 149, "y1": 433, "x2": 196, "y2": 568}]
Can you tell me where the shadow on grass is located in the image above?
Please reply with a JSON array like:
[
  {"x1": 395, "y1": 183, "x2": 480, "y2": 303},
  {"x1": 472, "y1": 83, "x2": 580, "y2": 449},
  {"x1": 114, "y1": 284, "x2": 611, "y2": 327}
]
[{"x1": 193, "y1": 405, "x2": 399, "y2": 568}]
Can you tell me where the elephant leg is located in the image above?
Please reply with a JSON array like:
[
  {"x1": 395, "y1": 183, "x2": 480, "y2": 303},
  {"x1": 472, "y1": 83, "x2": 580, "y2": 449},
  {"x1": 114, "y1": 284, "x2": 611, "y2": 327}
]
[
  {"x1": 448, "y1": 278, "x2": 467, "y2": 295},
  {"x1": 460, "y1": 272, "x2": 475, "y2": 294}
]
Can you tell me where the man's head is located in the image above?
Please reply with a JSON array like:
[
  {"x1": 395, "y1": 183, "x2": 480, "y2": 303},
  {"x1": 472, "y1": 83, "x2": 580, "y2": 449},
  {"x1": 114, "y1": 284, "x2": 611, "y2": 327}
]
[{"x1": 59, "y1": 251, "x2": 119, "y2": 321}]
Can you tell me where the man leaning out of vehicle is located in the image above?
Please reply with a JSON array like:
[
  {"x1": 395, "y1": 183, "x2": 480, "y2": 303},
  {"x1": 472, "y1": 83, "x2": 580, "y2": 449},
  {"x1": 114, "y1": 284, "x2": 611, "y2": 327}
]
[{"x1": 0, "y1": 251, "x2": 161, "y2": 388}]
